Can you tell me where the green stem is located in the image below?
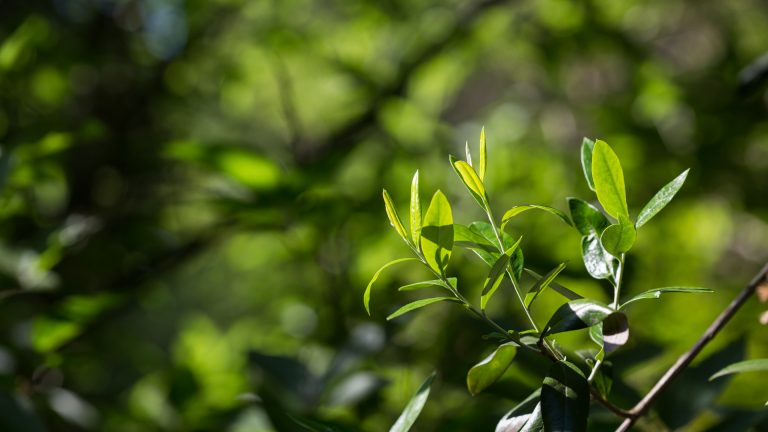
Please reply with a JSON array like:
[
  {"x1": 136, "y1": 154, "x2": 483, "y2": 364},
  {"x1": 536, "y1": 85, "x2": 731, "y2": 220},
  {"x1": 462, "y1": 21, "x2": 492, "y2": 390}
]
[{"x1": 612, "y1": 253, "x2": 626, "y2": 309}]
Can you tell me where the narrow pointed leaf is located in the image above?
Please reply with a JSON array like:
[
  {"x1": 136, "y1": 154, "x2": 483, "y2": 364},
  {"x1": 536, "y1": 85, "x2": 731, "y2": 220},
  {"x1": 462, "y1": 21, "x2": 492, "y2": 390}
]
[
  {"x1": 386, "y1": 297, "x2": 461, "y2": 320},
  {"x1": 524, "y1": 268, "x2": 582, "y2": 300},
  {"x1": 600, "y1": 217, "x2": 636, "y2": 256},
  {"x1": 450, "y1": 157, "x2": 487, "y2": 207},
  {"x1": 580, "y1": 138, "x2": 596, "y2": 191},
  {"x1": 500, "y1": 205, "x2": 572, "y2": 231},
  {"x1": 383, "y1": 190, "x2": 410, "y2": 243},
  {"x1": 581, "y1": 234, "x2": 615, "y2": 280},
  {"x1": 524, "y1": 262, "x2": 567, "y2": 308},
  {"x1": 410, "y1": 171, "x2": 421, "y2": 244},
  {"x1": 541, "y1": 360, "x2": 589, "y2": 432},
  {"x1": 620, "y1": 287, "x2": 713, "y2": 309},
  {"x1": 601, "y1": 312, "x2": 629, "y2": 354},
  {"x1": 467, "y1": 342, "x2": 518, "y2": 395},
  {"x1": 591, "y1": 140, "x2": 628, "y2": 220},
  {"x1": 542, "y1": 299, "x2": 614, "y2": 337},
  {"x1": 567, "y1": 198, "x2": 609, "y2": 236},
  {"x1": 465, "y1": 141, "x2": 473, "y2": 167},
  {"x1": 479, "y1": 127, "x2": 487, "y2": 181},
  {"x1": 364, "y1": 258, "x2": 419, "y2": 315},
  {"x1": 468, "y1": 222, "x2": 525, "y2": 281},
  {"x1": 709, "y1": 359, "x2": 768, "y2": 381},
  {"x1": 399, "y1": 278, "x2": 456, "y2": 292},
  {"x1": 495, "y1": 389, "x2": 542, "y2": 432},
  {"x1": 420, "y1": 191, "x2": 453, "y2": 275},
  {"x1": 481, "y1": 253, "x2": 511, "y2": 311},
  {"x1": 389, "y1": 372, "x2": 436, "y2": 432},
  {"x1": 636, "y1": 169, "x2": 689, "y2": 228}
]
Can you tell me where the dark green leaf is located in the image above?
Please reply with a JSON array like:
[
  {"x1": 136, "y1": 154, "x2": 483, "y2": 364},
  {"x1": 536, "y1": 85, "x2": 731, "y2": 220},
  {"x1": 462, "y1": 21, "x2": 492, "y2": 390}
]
[
  {"x1": 593, "y1": 361, "x2": 613, "y2": 399},
  {"x1": 543, "y1": 299, "x2": 614, "y2": 337},
  {"x1": 389, "y1": 372, "x2": 436, "y2": 432},
  {"x1": 581, "y1": 234, "x2": 615, "y2": 280},
  {"x1": 420, "y1": 191, "x2": 454, "y2": 275},
  {"x1": 383, "y1": 189, "x2": 410, "y2": 243},
  {"x1": 398, "y1": 278, "x2": 456, "y2": 292},
  {"x1": 709, "y1": 359, "x2": 768, "y2": 381},
  {"x1": 600, "y1": 217, "x2": 636, "y2": 256},
  {"x1": 481, "y1": 237, "x2": 522, "y2": 310},
  {"x1": 567, "y1": 198, "x2": 609, "y2": 236},
  {"x1": 450, "y1": 156, "x2": 486, "y2": 207},
  {"x1": 619, "y1": 287, "x2": 713, "y2": 309},
  {"x1": 524, "y1": 268, "x2": 582, "y2": 301},
  {"x1": 580, "y1": 138, "x2": 596, "y2": 191},
  {"x1": 386, "y1": 297, "x2": 461, "y2": 320},
  {"x1": 364, "y1": 258, "x2": 419, "y2": 315},
  {"x1": 500, "y1": 205, "x2": 572, "y2": 231},
  {"x1": 524, "y1": 262, "x2": 567, "y2": 308},
  {"x1": 541, "y1": 360, "x2": 589, "y2": 432},
  {"x1": 496, "y1": 389, "x2": 543, "y2": 432},
  {"x1": 410, "y1": 170, "x2": 421, "y2": 243},
  {"x1": 601, "y1": 312, "x2": 629, "y2": 354},
  {"x1": 636, "y1": 169, "x2": 689, "y2": 228},
  {"x1": 591, "y1": 140, "x2": 628, "y2": 220},
  {"x1": 467, "y1": 342, "x2": 518, "y2": 395}
]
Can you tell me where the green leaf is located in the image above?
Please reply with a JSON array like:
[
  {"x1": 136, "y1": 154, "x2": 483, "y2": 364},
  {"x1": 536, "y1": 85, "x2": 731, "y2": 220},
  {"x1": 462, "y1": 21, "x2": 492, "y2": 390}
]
[
  {"x1": 389, "y1": 372, "x2": 436, "y2": 432},
  {"x1": 479, "y1": 127, "x2": 487, "y2": 181},
  {"x1": 364, "y1": 258, "x2": 419, "y2": 315},
  {"x1": 495, "y1": 389, "x2": 543, "y2": 432},
  {"x1": 524, "y1": 268, "x2": 582, "y2": 301},
  {"x1": 541, "y1": 360, "x2": 589, "y2": 432},
  {"x1": 567, "y1": 198, "x2": 609, "y2": 236},
  {"x1": 542, "y1": 299, "x2": 614, "y2": 337},
  {"x1": 386, "y1": 297, "x2": 461, "y2": 320},
  {"x1": 524, "y1": 262, "x2": 567, "y2": 309},
  {"x1": 592, "y1": 361, "x2": 613, "y2": 399},
  {"x1": 600, "y1": 217, "x2": 636, "y2": 256},
  {"x1": 580, "y1": 138, "x2": 596, "y2": 191},
  {"x1": 581, "y1": 234, "x2": 615, "y2": 280},
  {"x1": 467, "y1": 222, "x2": 525, "y2": 281},
  {"x1": 453, "y1": 224, "x2": 496, "y2": 253},
  {"x1": 709, "y1": 359, "x2": 768, "y2": 381},
  {"x1": 450, "y1": 157, "x2": 487, "y2": 207},
  {"x1": 467, "y1": 342, "x2": 518, "y2": 395},
  {"x1": 620, "y1": 287, "x2": 713, "y2": 309},
  {"x1": 601, "y1": 312, "x2": 630, "y2": 354},
  {"x1": 481, "y1": 238, "x2": 522, "y2": 311},
  {"x1": 399, "y1": 278, "x2": 456, "y2": 292},
  {"x1": 636, "y1": 169, "x2": 689, "y2": 228},
  {"x1": 420, "y1": 191, "x2": 454, "y2": 275},
  {"x1": 410, "y1": 171, "x2": 421, "y2": 244},
  {"x1": 500, "y1": 205, "x2": 572, "y2": 231},
  {"x1": 591, "y1": 140, "x2": 628, "y2": 220},
  {"x1": 383, "y1": 189, "x2": 410, "y2": 243}
]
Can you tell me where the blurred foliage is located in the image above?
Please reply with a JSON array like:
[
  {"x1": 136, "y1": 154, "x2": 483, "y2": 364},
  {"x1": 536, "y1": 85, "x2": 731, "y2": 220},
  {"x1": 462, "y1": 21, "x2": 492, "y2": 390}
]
[{"x1": 0, "y1": 0, "x2": 767, "y2": 430}]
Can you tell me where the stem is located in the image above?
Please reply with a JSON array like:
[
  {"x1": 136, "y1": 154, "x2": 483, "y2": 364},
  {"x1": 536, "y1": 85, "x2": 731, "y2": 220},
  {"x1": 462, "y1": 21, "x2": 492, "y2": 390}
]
[
  {"x1": 587, "y1": 358, "x2": 603, "y2": 383},
  {"x1": 616, "y1": 261, "x2": 768, "y2": 432},
  {"x1": 612, "y1": 253, "x2": 625, "y2": 310}
]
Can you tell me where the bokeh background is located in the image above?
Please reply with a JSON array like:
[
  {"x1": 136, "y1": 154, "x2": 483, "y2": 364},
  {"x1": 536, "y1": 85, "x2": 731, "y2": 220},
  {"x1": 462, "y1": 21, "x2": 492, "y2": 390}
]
[{"x1": 0, "y1": 0, "x2": 767, "y2": 430}]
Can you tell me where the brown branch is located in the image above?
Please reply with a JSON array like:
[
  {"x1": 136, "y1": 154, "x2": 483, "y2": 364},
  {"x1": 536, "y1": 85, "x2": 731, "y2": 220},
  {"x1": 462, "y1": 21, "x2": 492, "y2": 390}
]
[
  {"x1": 616, "y1": 261, "x2": 768, "y2": 432},
  {"x1": 590, "y1": 387, "x2": 633, "y2": 419}
]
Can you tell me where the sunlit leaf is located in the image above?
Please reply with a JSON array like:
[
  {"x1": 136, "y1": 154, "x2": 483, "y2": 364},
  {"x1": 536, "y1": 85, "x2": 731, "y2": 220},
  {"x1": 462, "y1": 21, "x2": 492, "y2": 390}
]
[
  {"x1": 500, "y1": 205, "x2": 572, "y2": 231},
  {"x1": 581, "y1": 234, "x2": 615, "y2": 280},
  {"x1": 620, "y1": 287, "x2": 713, "y2": 309},
  {"x1": 479, "y1": 127, "x2": 487, "y2": 181},
  {"x1": 541, "y1": 360, "x2": 589, "y2": 432},
  {"x1": 450, "y1": 157, "x2": 486, "y2": 207},
  {"x1": 580, "y1": 138, "x2": 596, "y2": 191},
  {"x1": 524, "y1": 268, "x2": 582, "y2": 301},
  {"x1": 567, "y1": 198, "x2": 609, "y2": 236},
  {"x1": 591, "y1": 140, "x2": 628, "y2": 220},
  {"x1": 542, "y1": 299, "x2": 614, "y2": 336},
  {"x1": 467, "y1": 222, "x2": 525, "y2": 281},
  {"x1": 399, "y1": 278, "x2": 456, "y2": 292},
  {"x1": 709, "y1": 359, "x2": 768, "y2": 381},
  {"x1": 600, "y1": 217, "x2": 636, "y2": 256},
  {"x1": 524, "y1": 262, "x2": 567, "y2": 308},
  {"x1": 465, "y1": 141, "x2": 473, "y2": 167},
  {"x1": 454, "y1": 224, "x2": 497, "y2": 252},
  {"x1": 495, "y1": 389, "x2": 542, "y2": 432},
  {"x1": 481, "y1": 237, "x2": 522, "y2": 310},
  {"x1": 364, "y1": 258, "x2": 419, "y2": 315},
  {"x1": 389, "y1": 372, "x2": 436, "y2": 432},
  {"x1": 467, "y1": 342, "x2": 518, "y2": 395},
  {"x1": 386, "y1": 297, "x2": 461, "y2": 320},
  {"x1": 383, "y1": 189, "x2": 410, "y2": 244},
  {"x1": 636, "y1": 169, "x2": 689, "y2": 228},
  {"x1": 420, "y1": 191, "x2": 454, "y2": 275},
  {"x1": 410, "y1": 171, "x2": 421, "y2": 244}
]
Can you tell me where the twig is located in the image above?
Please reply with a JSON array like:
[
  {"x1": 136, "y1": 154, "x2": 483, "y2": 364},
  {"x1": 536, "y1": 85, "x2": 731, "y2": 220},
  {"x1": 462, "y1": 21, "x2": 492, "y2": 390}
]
[
  {"x1": 616, "y1": 261, "x2": 768, "y2": 431},
  {"x1": 590, "y1": 387, "x2": 634, "y2": 419}
]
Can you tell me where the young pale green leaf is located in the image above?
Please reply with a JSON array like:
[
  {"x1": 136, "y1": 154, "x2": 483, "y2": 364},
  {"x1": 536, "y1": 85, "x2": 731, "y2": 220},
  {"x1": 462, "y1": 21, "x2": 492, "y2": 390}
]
[
  {"x1": 500, "y1": 205, "x2": 572, "y2": 231},
  {"x1": 524, "y1": 262, "x2": 567, "y2": 309},
  {"x1": 398, "y1": 278, "x2": 456, "y2": 292},
  {"x1": 581, "y1": 234, "x2": 615, "y2": 280},
  {"x1": 386, "y1": 297, "x2": 461, "y2": 320},
  {"x1": 524, "y1": 268, "x2": 582, "y2": 301},
  {"x1": 480, "y1": 237, "x2": 522, "y2": 310},
  {"x1": 450, "y1": 157, "x2": 487, "y2": 207},
  {"x1": 620, "y1": 287, "x2": 713, "y2": 309},
  {"x1": 495, "y1": 389, "x2": 543, "y2": 432},
  {"x1": 580, "y1": 138, "x2": 596, "y2": 191},
  {"x1": 364, "y1": 258, "x2": 419, "y2": 315},
  {"x1": 389, "y1": 372, "x2": 436, "y2": 432},
  {"x1": 383, "y1": 189, "x2": 410, "y2": 243},
  {"x1": 542, "y1": 299, "x2": 614, "y2": 337},
  {"x1": 709, "y1": 359, "x2": 768, "y2": 381},
  {"x1": 601, "y1": 312, "x2": 629, "y2": 354},
  {"x1": 636, "y1": 169, "x2": 689, "y2": 228},
  {"x1": 591, "y1": 140, "x2": 629, "y2": 220},
  {"x1": 410, "y1": 171, "x2": 421, "y2": 244},
  {"x1": 567, "y1": 198, "x2": 609, "y2": 236},
  {"x1": 479, "y1": 127, "x2": 487, "y2": 181},
  {"x1": 467, "y1": 342, "x2": 518, "y2": 395},
  {"x1": 465, "y1": 141, "x2": 473, "y2": 167},
  {"x1": 600, "y1": 217, "x2": 636, "y2": 256},
  {"x1": 541, "y1": 360, "x2": 589, "y2": 432},
  {"x1": 588, "y1": 324, "x2": 603, "y2": 347},
  {"x1": 420, "y1": 191, "x2": 454, "y2": 275},
  {"x1": 453, "y1": 224, "x2": 496, "y2": 253},
  {"x1": 467, "y1": 222, "x2": 525, "y2": 281}
]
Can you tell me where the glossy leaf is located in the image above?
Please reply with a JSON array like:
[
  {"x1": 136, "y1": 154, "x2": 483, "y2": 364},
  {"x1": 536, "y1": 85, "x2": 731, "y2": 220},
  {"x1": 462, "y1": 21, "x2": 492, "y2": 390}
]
[
  {"x1": 420, "y1": 191, "x2": 454, "y2": 275},
  {"x1": 620, "y1": 287, "x2": 713, "y2": 309},
  {"x1": 524, "y1": 262, "x2": 567, "y2": 308},
  {"x1": 479, "y1": 127, "x2": 487, "y2": 181},
  {"x1": 398, "y1": 278, "x2": 456, "y2": 292},
  {"x1": 601, "y1": 312, "x2": 630, "y2": 354},
  {"x1": 524, "y1": 268, "x2": 582, "y2": 300},
  {"x1": 481, "y1": 238, "x2": 522, "y2": 310},
  {"x1": 454, "y1": 224, "x2": 497, "y2": 253},
  {"x1": 600, "y1": 217, "x2": 636, "y2": 256},
  {"x1": 389, "y1": 372, "x2": 436, "y2": 432},
  {"x1": 580, "y1": 138, "x2": 596, "y2": 191},
  {"x1": 500, "y1": 205, "x2": 572, "y2": 231},
  {"x1": 709, "y1": 359, "x2": 768, "y2": 381},
  {"x1": 467, "y1": 342, "x2": 518, "y2": 395},
  {"x1": 468, "y1": 222, "x2": 525, "y2": 281},
  {"x1": 451, "y1": 157, "x2": 486, "y2": 207},
  {"x1": 386, "y1": 297, "x2": 461, "y2": 320},
  {"x1": 581, "y1": 234, "x2": 615, "y2": 280},
  {"x1": 636, "y1": 169, "x2": 689, "y2": 228},
  {"x1": 567, "y1": 198, "x2": 609, "y2": 236},
  {"x1": 383, "y1": 189, "x2": 410, "y2": 243},
  {"x1": 591, "y1": 140, "x2": 628, "y2": 220},
  {"x1": 541, "y1": 360, "x2": 589, "y2": 432},
  {"x1": 364, "y1": 258, "x2": 419, "y2": 315},
  {"x1": 542, "y1": 299, "x2": 614, "y2": 337},
  {"x1": 495, "y1": 389, "x2": 543, "y2": 432},
  {"x1": 410, "y1": 171, "x2": 421, "y2": 244}
]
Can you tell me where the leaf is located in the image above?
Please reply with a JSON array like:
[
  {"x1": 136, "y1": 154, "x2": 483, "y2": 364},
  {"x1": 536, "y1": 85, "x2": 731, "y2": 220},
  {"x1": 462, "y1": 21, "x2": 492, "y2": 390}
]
[
  {"x1": 709, "y1": 359, "x2": 768, "y2": 381},
  {"x1": 524, "y1": 262, "x2": 567, "y2": 309},
  {"x1": 524, "y1": 268, "x2": 582, "y2": 300},
  {"x1": 399, "y1": 278, "x2": 456, "y2": 292},
  {"x1": 591, "y1": 140, "x2": 628, "y2": 220},
  {"x1": 619, "y1": 287, "x2": 713, "y2": 309},
  {"x1": 601, "y1": 312, "x2": 630, "y2": 354},
  {"x1": 500, "y1": 205, "x2": 572, "y2": 231},
  {"x1": 453, "y1": 224, "x2": 497, "y2": 253},
  {"x1": 580, "y1": 138, "x2": 596, "y2": 191},
  {"x1": 567, "y1": 198, "x2": 609, "y2": 236},
  {"x1": 383, "y1": 190, "x2": 410, "y2": 243},
  {"x1": 420, "y1": 191, "x2": 454, "y2": 275},
  {"x1": 636, "y1": 169, "x2": 689, "y2": 228},
  {"x1": 467, "y1": 342, "x2": 518, "y2": 395},
  {"x1": 465, "y1": 141, "x2": 473, "y2": 167},
  {"x1": 386, "y1": 297, "x2": 461, "y2": 320},
  {"x1": 468, "y1": 222, "x2": 525, "y2": 281},
  {"x1": 542, "y1": 299, "x2": 614, "y2": 337},
  {"x1": 495, "y1": 389, "x2": 543, "y2": 432},
  {"x1": 541, "y1": 360, "x2": 589, "y2": 432},
  {"x1": 479, "y1": 127, "x2": 487, "y2": 181},
  {"x1": 364, "y1": 258, "x2": 419, "y2": 315},
  {"x1": 481, "y1": 238, "x2": 522, "y2": 310},
  {"x1": 592, "y1": 361, "x2": 613, "y2": 399},
  {"x1": 600, "y1": 217, "x2": 636, "y2": 256},
  {"x1": 581, "y1": 234, "x2": 615, "y2": 280},
  {"x1": 389, "y1": 372, "x2": 436, "y2": 432},
  {"x1": 410, "y1": 171, "x2": 421, "y2": 244},
  {"x1": 450, "y1": 157, "x2": 487, "y2": 207}
]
